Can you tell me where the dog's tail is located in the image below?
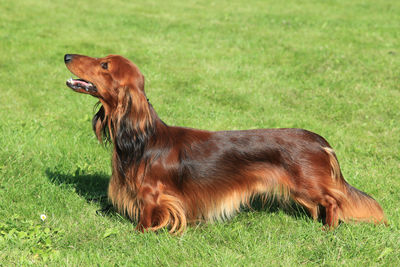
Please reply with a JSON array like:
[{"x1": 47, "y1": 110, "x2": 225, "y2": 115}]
[{"x1": 324, "y1": 147, "x2": 386, "y2": 225}]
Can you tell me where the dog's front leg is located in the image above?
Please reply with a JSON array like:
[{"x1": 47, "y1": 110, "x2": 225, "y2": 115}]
[{"x1": 136, "y1": 203, "x2": 155, "y2": 232}]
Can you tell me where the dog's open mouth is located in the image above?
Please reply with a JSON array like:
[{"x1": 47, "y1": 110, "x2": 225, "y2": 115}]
[{"x1": 66, "y1": 78, "x2": 97, "y2": 93}]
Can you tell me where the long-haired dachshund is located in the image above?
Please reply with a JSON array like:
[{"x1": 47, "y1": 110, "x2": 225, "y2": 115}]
[{"x1": 64, "y1": 54, "x2": 385, "y2": 233}]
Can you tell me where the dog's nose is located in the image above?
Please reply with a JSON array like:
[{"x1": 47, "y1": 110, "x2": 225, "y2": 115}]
[{"x1": 64, "y1": 54, "x2": 73, "y2": 63}]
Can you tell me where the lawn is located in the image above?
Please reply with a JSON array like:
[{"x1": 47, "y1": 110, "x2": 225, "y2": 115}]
[{"x1": 0, "y1": 0, "x2": 399, "y2": 265}]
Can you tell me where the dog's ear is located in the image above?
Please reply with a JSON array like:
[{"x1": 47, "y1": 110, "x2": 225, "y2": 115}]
[{"x1": 113, "y1": 84, "x2": 154, "y2": 176}]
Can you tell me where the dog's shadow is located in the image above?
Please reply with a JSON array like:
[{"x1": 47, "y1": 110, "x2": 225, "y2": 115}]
[{"x1": 46, "y1": 169, "x2": 116, "y2": 216}]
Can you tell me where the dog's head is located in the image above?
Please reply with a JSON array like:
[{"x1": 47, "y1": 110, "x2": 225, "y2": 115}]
[
  {"x1": 64, "y1": 54, "x2": 145, "y2": 106},
  {"x1": 64, "y1": 54, "x2": 153, "y2": 145}
]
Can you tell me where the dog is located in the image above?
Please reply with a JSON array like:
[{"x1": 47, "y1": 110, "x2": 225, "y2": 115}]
[{"x1": 64, "y1": 54, "x2": 385, "y2": 233}]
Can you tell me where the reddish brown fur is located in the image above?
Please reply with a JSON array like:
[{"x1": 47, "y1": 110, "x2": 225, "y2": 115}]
[{"x1": 64, "y1": 54, "x2": 386, "y2": 234}]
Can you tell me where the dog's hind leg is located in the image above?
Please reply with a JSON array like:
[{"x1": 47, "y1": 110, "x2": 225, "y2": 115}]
[{"x1": 318, "y1": 195, "x2": 339, "y2": 227}]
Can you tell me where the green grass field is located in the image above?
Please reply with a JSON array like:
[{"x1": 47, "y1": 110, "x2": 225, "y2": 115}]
[{"x1": 1, "y1": 0, "x2": 399, "y2": 265}]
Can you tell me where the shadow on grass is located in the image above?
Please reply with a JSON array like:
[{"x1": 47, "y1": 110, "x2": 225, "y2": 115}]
[
  {"x1": 246, "y1": 196, "x2": 317, "y2": 222},
  {"x1": 45, "y1": 169, "x2": 116, "y2": 217}
]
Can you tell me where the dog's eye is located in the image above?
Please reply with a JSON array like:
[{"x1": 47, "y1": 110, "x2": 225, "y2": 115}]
[{"x1": 101, "y1": 62, "x2": 108, "y2": 70}]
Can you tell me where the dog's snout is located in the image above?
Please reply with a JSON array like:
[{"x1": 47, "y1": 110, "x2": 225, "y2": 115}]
[{"x1": 64, "y1": 54, "x2": 73, "y2": 64}]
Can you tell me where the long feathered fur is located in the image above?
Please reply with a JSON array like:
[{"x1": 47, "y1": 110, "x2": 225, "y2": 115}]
[{"x1": 65, "y1": 54, "x2": 386, "y2": 234}]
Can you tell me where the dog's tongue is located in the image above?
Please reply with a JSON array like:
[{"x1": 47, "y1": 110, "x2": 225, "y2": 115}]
[{"x1": 70, "y1": 79, "x2": 91, "y2": 87}]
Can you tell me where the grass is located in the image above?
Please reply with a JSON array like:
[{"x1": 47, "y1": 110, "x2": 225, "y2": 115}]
[{"x1": 0, "y1": 0, "x2": 399, "y2": 265}]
